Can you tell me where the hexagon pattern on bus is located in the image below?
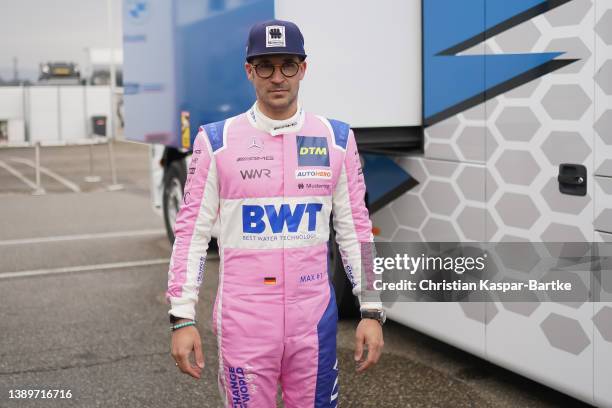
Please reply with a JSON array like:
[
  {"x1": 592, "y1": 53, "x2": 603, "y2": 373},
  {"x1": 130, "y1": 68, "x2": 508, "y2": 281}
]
[
  {"x1": 495, "y1": 193, "x2": 540, "y2": 229},
  {"x1": 495, "y1": 107, "x2": 541, "y2": 142},
  {"x1": 593, "y1": 306, "x2": 612, "y2": 342},
  {"x1": 541, "y1": 85, "x2": 592, "y2": 120},
  {"x1": 540, "y1": 314, "x2": 590, "y2": 355},
  {"x1": 494, "y1": 150, "x2": 540, "y2": 186},
  {"x1": 541, "y1": 131, "x2": 591, "y2": 165},
  {"x1": 545, "y1": 37, "x2": 591, "y2": 74},
  {"x1": 595, "y1": 10, "x2": 612, "y2": 45},
  {"x1": 595, "y1": 60, "x2": 612, "y2": 95},
  {"x1": 595, "y1": 111, "x2": 612, "y2": 146},
  {"x1": 378, "y1": 0, "x2": 610, "y2": 349},
  {"x1": 540, "y1": 178, "x2": 590, "y2": 215},
  {"x1": 545, "y1": 0, "x2": 591, "y2": 27}
]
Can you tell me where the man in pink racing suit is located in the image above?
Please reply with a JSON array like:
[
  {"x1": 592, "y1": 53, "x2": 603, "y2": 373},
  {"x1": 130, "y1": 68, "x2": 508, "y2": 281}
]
[{"x1": 167, "y1": 19, "x2": 385, "y2": 407}]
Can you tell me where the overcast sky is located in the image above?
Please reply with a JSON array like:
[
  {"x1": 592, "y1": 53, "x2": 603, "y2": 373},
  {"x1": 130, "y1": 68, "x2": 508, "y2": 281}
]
[{"x1": 0, "y1": 0, "x2": 123, "y2": 81}]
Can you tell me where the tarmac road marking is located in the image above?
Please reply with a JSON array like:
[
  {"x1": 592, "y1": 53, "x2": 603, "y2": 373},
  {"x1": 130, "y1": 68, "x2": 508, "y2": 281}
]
[
  {"x1": 0, "y1": 258, "x2": 171, "y2": 279},
  {"x1": 9, "y1": 157, "x2": 81, "y2": 192},
  {"x1": 0, "y1": 229, "x2": 167, "y2": 246},
  {"x1": 1, "y1": 255, "x2": 220, "y2": 279},
  {"x1": 0, "y1": 159, "x2": 37, "y2": 190}
]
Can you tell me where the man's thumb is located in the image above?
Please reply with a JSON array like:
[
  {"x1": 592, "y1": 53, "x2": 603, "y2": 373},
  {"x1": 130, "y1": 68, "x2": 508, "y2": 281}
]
[
  {"x1": 354, "y1": 338, "x2": 363, "y2": 361},
  {"x1": 194, "y1": 341, "x2": 205, "y2": 368}
]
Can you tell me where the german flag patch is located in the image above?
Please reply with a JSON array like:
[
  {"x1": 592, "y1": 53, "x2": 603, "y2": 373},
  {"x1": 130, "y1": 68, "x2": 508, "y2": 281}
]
[{"x1": 264, "y1": 277, "x2": 277, "y2": 285}]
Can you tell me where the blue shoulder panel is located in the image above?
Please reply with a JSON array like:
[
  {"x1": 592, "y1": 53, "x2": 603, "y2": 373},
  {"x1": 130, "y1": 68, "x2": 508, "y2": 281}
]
[
  {"x1": 202, "y1": 120, "x2": 226, "y2": 152},
  {"x1": 328, "y1": 119, "x2": 350, "y2": 150}
]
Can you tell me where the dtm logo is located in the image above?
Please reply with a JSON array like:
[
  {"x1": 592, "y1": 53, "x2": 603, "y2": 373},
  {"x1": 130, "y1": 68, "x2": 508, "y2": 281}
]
[
  {"x1": 240, "y1": 168, "x2": 271, "y2": 180},
  {"x1": 297, "y1": 136, "x2": 329, "y2": 166},
  {"x1": 243, "y1": 203, "x2": 322, "y2": 233}
]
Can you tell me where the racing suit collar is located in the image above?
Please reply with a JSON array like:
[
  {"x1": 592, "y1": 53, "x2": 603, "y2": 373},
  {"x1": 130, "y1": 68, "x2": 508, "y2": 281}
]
[{"x1": 247, "y1": 101, "x2": 305, "y2": 136}]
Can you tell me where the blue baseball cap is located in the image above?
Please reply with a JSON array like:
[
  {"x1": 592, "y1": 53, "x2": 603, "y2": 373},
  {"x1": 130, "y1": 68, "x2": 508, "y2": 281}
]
[{"x1": 246, "y1": 19, "x2": 307, "y2": 62}]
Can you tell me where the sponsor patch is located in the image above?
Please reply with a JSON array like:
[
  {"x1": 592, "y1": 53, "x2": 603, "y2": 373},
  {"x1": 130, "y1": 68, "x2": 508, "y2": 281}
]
[
  {"x1": 295, "y1": 169, "x2": 332, "y2": 180},
  {"x1": 240, "y1": 168, "x2": 271, "y2": 180},
  {"x1": 197, "y1": 256, "x2": 206, "y2": 284},
  {"x1": 181, "y1": 111, "x2": 190, "y2": 149},
  {"x1": 299, "y1": 272, "x2": 324, "y2": 284},
  {"x1": 236, "y1": 155, "x2": 273, "y2": 162},
  {"x1": 266, "y1": 25, "x2": 286, "y2": 47},
  {"x1": 228, "y1": 366, "x2": 251, "y2": 406},
  {"x1": 248, "y1": 136, "x2": 263, "y2": 150},
  {"x1": 242, "y1": 203, "x2": 322, "y2": 234},
  {"x1": 296, "y1": 136, "x2": 329, "y2": 166}
]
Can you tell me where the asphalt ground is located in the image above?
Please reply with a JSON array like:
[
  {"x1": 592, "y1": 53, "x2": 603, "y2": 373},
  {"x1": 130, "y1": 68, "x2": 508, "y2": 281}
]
[{"x1": 0, "y1": 141, "x2": 593, "y2": 407}]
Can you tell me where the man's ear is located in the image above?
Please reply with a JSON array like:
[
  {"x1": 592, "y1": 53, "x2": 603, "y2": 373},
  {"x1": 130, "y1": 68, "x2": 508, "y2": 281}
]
[
  {"x1": 299, "y1": 60, "x2": 307, "y2": 79},
  {"x1": 245, "y1": 62, "x2": 254, "y2": 81}
]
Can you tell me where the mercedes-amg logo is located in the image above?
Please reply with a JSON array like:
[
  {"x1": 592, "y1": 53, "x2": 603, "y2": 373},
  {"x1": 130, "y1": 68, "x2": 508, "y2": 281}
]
[
  {"x1": 248, "y1": 137, "x2": 263, "y2": 150},
  {"x1": 269, "y1": 28, "x2": 282, "y2": 39}
]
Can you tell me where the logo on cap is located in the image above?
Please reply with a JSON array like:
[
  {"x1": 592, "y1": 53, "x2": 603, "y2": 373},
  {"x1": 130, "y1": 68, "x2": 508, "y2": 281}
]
[{"x1": 266, "y1": 25, "x2": 286, "y2": 48}]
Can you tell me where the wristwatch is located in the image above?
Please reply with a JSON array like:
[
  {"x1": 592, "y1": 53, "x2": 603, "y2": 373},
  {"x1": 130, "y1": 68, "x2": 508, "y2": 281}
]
[{"x1": 360, "y1": 309, "x2": 386, "y2": 326}]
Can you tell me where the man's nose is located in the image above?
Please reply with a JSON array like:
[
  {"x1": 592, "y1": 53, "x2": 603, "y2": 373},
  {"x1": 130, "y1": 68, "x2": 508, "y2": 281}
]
[{"x1": 269, "y1": 67, "x2": 285, "y2": 84}]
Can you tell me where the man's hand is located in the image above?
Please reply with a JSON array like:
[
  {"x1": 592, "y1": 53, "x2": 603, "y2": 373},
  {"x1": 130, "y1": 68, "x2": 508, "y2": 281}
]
[
  {"x1": 171, "y1": 321, "x2": 205, "y2": 379},
  {"x1": 354, "y1": 318, "x2": 384, "y2": 373}
]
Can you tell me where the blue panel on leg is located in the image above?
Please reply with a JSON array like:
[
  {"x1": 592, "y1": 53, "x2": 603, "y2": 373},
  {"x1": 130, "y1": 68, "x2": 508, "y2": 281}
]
[{"x1": 314, "y1": 282, "x2": 339, "y2": 407}]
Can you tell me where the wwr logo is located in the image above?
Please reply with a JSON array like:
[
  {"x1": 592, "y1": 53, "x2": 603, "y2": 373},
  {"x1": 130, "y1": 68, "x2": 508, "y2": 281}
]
[{"x1": 240, "y1": 168, "x2": 271, "y2": 180}]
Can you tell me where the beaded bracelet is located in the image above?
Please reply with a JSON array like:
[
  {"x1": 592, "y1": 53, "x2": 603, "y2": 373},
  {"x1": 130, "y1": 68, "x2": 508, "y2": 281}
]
[{"x1": 171, "y1": 321, "x2": 196, "y2": 331}]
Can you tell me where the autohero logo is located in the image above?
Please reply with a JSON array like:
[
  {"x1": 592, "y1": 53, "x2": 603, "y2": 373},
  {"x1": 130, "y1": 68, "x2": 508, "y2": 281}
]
[
  {"x1": 242, "y1": 203, "x2": 322, "y2": 234},
  {"x1": 228, "y1": 366, "x2": 250, "y2": 407},
  {"x1": 295, "y1": 169, "x2": 332, "y2": 180},
  {"x1": 240, "y1": 168, "x2": 271, "y2": 180},
  {"x1": 296, "y1": 136, "x2": 329, "y2": 166},
  {"x1": 266, "y1": 26, "x2": 286, "y2": 47}
]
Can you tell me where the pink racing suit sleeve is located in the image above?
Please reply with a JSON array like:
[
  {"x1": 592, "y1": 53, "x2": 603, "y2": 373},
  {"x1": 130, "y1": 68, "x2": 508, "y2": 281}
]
[
  {"x1": 332, "y1": 129, "x2": 382, "y2": 311},
  {"x1": 166, "y1": 129, "x2": 219, "y2": 320}
]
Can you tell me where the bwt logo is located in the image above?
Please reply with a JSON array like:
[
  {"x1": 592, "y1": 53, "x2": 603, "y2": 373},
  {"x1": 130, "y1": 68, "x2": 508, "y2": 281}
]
[
  {"x1": 297, "y1": 136, "x2": 330, "y2": 166},
  {"x1": 269, "y1": 28, "x2": 282, "y2": 39},
  {"x1": 243, "y1": 203, "x2": 323, "y2": 233},
  {"x1": 240, "y1": 168, "x2": 271, "y2": 180}
]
